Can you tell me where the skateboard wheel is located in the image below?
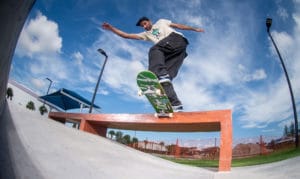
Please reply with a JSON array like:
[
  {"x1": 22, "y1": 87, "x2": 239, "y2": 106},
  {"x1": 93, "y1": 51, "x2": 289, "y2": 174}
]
[
  {"x1": 138, "y1": 90, "x2": 143, "y2": 96},
  {"x1": 169, "y1": 113, "x2": 173, "y2": 117},
  {"x1": 155, "y1": 89, "x2": 161, "y2": 95},
  {"x1": 154, "y1": 113, "x2": 158, "y2": 117}
]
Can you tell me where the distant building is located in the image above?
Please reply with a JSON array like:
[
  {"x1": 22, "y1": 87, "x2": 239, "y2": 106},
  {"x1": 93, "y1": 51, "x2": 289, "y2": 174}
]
[{"x1": 136, "y1": 141, "x2": 167, "y2": 153}]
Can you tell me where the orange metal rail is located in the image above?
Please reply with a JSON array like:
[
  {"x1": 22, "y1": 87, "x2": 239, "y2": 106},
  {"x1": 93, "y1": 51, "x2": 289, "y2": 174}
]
[{"x1": 49, "y1": 109, "x2": 232, "y2": 171}]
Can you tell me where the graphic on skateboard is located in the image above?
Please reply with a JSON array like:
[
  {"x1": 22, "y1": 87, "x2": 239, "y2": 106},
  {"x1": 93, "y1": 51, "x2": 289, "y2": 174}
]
[{"x1": 136, "y1": 70, "x2": 173, "y2": 117}]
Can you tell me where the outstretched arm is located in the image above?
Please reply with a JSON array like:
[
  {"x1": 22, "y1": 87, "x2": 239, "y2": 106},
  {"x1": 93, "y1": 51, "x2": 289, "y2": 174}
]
[
  {"x1": 102, "y1": 22, "x2": 143, "y2": 40},
  {"x1": 170, "y1": 23, "x2": 204, "y2": 32}
]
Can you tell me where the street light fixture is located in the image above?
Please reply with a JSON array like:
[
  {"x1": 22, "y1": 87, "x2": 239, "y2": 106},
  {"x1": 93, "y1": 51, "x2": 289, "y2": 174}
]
[
  {"x1": 266, "y1": 18, "x2": 299, "y2": 148},
  {"x1": 266, "y1": 18, "x2": 272, "y2": 32},
  {"x1": 89, "y1": 48, "x2": 108, "y2": 113}
]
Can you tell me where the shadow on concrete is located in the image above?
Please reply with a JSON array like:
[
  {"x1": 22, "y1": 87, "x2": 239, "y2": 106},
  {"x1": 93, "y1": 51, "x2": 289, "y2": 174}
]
[
  {"x1": 0, "y1": 0, "x2": 37, "y2": 178},
  {"x1": 0, "y1": 101, "x2": 43, "y2": 179}
]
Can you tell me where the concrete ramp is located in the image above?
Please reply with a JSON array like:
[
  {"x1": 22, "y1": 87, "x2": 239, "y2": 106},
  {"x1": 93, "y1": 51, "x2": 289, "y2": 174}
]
[
  {"x1": 1, "y1": 100, "x2": 215, "y2": 178},
  {"x1": 2, "y1": 92, "x2": 300, "y2": 179}
]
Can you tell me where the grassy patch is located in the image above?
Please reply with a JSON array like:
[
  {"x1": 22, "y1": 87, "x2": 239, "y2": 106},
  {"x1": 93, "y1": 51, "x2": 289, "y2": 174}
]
[
  {"x1": 161, "y1": 148, "x2": 300, "y2": 168},
  {"x1": 232, "y1": 148, "x2": 300, "y2": 167},
  {"x1": 161, "y1": 157, "x2": 219, "y2": 167}
]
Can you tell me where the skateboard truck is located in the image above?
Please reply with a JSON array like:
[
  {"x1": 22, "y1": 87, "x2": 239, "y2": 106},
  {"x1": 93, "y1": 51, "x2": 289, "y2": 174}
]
[
  {"x1": 154, "y1": 112, "x2": 173, "y2": 118},
  {"x1": 138, "y1": 87, "x2": 161, "y2": 96}
]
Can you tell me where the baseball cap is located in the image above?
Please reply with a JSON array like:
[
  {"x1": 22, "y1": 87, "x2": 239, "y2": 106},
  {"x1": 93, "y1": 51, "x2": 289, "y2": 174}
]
[{"x1": 136, "y1": 16, "x2": 150, "y2": 26}]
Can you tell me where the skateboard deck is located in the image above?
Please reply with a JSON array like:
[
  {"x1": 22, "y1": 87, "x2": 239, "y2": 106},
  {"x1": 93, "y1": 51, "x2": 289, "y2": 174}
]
[{"x1": 136, "y1": 70, "x2": 173, "y2": 117}]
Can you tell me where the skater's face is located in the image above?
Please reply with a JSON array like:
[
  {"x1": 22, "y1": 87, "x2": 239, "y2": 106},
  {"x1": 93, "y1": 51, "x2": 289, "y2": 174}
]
[{"x1": 140, "y1": 20, "x2": 152, "y2": 31}]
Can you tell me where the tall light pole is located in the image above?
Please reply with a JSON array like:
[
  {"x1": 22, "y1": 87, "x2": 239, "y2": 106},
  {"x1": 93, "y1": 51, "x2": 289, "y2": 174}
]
[
  {"x1": 266, "y1": 18, "x2": 299, "y2": 148},
  {"x1": 89, "y1": 48, "x2": 108, "y2": 113},
  {"x1": 43, "y1": 77, "x2": 53, "y2": 107},
  {"x1": 46, "y1": 77, "x2": 52, "y2": 95}
]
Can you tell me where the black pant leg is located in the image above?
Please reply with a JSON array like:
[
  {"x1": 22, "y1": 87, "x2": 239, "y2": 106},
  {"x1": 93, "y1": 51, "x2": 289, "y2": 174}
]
[
  {"x1": 161, "y1": 83, "x2": 182, "y2": 106},
  {"x1": 148, "y1": 33, "x2": 188, "y2": 106},
  {"x1": 148, "y1": 46, "x2": 168, "y2": 76}
]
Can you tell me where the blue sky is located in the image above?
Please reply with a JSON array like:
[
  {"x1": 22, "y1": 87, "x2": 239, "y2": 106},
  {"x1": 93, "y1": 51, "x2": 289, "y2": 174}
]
[{"x1": 10, "y1": 0, "x2": 300, "y2": 143}]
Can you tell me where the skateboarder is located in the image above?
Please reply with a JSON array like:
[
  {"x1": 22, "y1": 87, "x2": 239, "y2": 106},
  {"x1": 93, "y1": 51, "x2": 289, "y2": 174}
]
[{"x1": 102, "y1": 17, "x2": 204, "y2": 111}]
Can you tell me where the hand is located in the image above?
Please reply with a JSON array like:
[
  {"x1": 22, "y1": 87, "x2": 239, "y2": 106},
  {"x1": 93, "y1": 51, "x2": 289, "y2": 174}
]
[{"x1": 102, "y1": 22, "x2": 113, "y2": 30}]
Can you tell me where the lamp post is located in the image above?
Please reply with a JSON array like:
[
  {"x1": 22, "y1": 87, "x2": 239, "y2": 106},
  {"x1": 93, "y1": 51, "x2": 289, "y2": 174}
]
[
  {"x1": 266, "y1": 18, "x2": 299, "y2": 148},
  {"x1": 89, "y1": 48, "x2": 108, "y2": 113},
  {"x1": 43, "y1": 77, "x2": 52, "y2": 107},
  {"x1": 46, "y1": 77, "x2": 52, "y2": 95}
]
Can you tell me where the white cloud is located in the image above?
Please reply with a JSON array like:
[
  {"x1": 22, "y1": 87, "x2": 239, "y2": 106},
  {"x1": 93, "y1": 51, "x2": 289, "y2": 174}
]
[
  {"x1": 16, "y1": 12, "x2": 62, "y2": 58},
  {"x1": 72, "y1": 51, "x2": 84, "y2": 66},
  {"x1": 277, "y1": 6, "x2": 289, "y2": 20},
  {"x1": 29, "y1": 54, "x2": 69, "y2": 80},
  {"x1": 239, "y1": 5, "x2": 300, "y2": 129},
  {"x1": 238, "y1": 65, "x2": 267, "y2": 82},
  {"x1": 31, "y1": 78, "x2": 45, "y2": 90},
  {"x1": 14, "y1": 12, "x2": 75, "y2": 86},
  {"x1": 271, "y1": 31, "x2": 294, "y2": 56},
  {"x1": 14, "y1": 1, "x2": 299, "y2": 134},
  {"x1": 290, "y1": 13, "x2": 300, "y2": 98},
  {"x1": 170, "y1": 1, "x2": 299, "y2": 131},
  {"x1": 251, "y1": 69, "x2": 267, "y2": 81},
  {"x1": 239, "y1": 77, "x2": 292, "y2": 128}
]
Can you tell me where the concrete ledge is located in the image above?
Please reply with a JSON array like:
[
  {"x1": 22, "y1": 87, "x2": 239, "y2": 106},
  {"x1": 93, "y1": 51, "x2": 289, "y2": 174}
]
[{"x1": 49, "y1": 109, "x2": 232, "y2": 171}]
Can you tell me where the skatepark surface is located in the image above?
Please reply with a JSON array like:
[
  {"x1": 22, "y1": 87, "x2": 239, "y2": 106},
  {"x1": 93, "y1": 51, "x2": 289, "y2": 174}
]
[
  {"x1": 1, "y1": 1, "x2": 299, "y2": 178},
  {"x1": 1, "y1": 98, "x2": 299, "y2": 179}
]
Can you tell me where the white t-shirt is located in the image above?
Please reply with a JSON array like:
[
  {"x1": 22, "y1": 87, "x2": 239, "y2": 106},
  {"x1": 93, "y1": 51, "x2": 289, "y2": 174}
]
[{"x1": 137, "y1": 19, "x2": 183, "y2": 44}]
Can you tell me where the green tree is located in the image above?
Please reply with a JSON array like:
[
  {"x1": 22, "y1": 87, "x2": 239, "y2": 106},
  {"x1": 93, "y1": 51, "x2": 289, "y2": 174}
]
[
  {"x1": 115, "y1": 131, "x2": 123, "y2": 143},
  {"x1": 6, "y1": 87, "x2": 13, "y2": 100},
  {"x1": 108, "y1": 130, "x2": 115, "y2": 139},
  {"x1": 26, "y1": 101, "x2": 35, "y2": 111},
  {"x1": 132, "y1": 137, "x2": 138, "y2": 143},
  {"x1": 39, "y1": 105, "x2": 48, "y2": 115},
  {"x1": 132, "y1": 137, "x2": 138, "y2": 148},
  {"x1": 122, "y1": 134, "x2": 131, "y2": 144}
]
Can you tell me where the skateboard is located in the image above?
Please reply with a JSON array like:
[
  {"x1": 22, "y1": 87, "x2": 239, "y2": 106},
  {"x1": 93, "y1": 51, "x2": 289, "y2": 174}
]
[{"x1": 136, "y1": 70, "x2": 173, "y2": 117}]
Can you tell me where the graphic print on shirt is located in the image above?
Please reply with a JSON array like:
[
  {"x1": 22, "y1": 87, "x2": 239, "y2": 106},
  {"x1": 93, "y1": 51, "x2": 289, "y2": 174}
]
[{"x1": 151, "y1": 28, "x2": 160, "y2": 39}]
